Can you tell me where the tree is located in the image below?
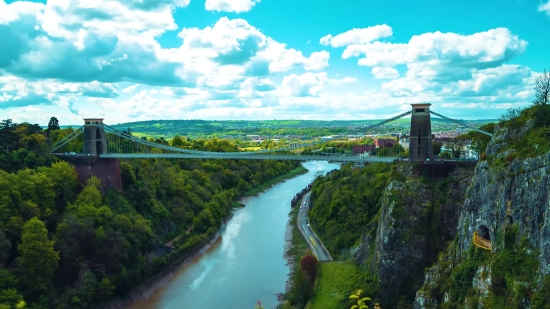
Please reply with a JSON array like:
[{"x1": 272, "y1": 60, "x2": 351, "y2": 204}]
[
  {"x1": 432, "y1": 142, "x2": 442, "y2": 156},
  {"x1": 47, "y1": 117, "x2": 60, "y2": 132},
  {"x1": 17, "y1": 217, "x2": 59, "y2": 292},
  {"x1": 444, "y1": 138, "x2": 469, "y2": 159},
  {"x1": 1, "y1": 119, "x2": 15, "y2": 152},
  {"x1": 533, "y1": 68, "x2": 550, "y2": 105},
  {"x1": 457, "y1": 123, "x2": 495, "y2": 155},
  {"x1": 300, "y1": 254, "x2": 319, "y2": 284}
]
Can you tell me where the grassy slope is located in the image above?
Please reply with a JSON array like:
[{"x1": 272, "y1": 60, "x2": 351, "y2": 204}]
[{"x1": 308, "y1": 262, "x2": 363, "y2": 309}]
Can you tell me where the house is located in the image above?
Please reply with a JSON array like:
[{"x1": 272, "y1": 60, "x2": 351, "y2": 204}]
[
  {"x1": 374, "y1": 138, "x2": 396, "y2": 148},
  {"x1": 353, "y1": 145, "x2": 376, "y2": 154}
]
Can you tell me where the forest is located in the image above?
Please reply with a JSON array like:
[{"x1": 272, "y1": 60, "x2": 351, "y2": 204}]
[
  {"x1": 0, "y1": 118, "x2": 302, "y2": 309},
  {"x1": 308, "y1": 163, "x2": 392, "y2": 259}
]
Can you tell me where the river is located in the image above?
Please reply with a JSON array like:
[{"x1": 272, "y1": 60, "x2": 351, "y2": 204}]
[{"x1": 124, "y1": 161, "x2": 340, "y2": 309}]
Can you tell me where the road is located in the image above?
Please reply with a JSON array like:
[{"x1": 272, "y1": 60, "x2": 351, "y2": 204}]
[{"x1": 297, "y1": 192, "x2": 332, "y2": 261}]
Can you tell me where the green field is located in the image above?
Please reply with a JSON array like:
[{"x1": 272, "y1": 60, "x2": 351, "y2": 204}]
[{"x1": 307, "y1": 262, "x2": 364, "y2": 309}]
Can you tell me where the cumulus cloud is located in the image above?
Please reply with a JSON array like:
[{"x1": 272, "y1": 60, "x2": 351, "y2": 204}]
[
  {"x1": 539, "y1": 1, "x2": 550, "y2": 15},
  {"x1": 279, "y1": 72, "x2": 357, "y2": 97},
  {"x1": 320, "y1": 24, "x2": 392, "y2": 47},
  {"x1": 338, "y1": 27, "x2": 530, "y2": 98},
  {"x1": 0, "y1": 0, "x2": 191, "y2": 85},
  {"x1": 371, "y1": 67, "x2": 399, "y2": 79},
  {"x1": 0, "y1": 0, "x2": 541, "y2": 123},
  {"x1": 161, "y1": 17, "x2": 330, "y2": 89},
  {"x1": 205, "y1": 0, "x2": 261, "y2": 13},
  {"x1": 0, "y1": 75, "x2": 120, "y2": 109},
  {"x1": 0, "y1": 1, "x2": 328, "y2": 91}
]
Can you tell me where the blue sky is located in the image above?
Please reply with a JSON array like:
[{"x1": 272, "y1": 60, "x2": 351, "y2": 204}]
[{"x1": 1, "y1": 0, "x2": 549, "y2": 125}]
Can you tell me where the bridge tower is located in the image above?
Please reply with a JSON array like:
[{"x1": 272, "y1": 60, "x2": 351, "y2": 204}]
[
  {"x1": 63, "y1": 118, "x2": 122, "y2": 193},
  {"x1": 83, "y1": 118, "x2": 107, "y2": 156},
  {"x1": 409, "y1": 103, "x2": 433, "y2": 161}
]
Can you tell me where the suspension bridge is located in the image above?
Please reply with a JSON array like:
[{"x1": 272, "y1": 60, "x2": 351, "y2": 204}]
[{"x1": 49, "y1": 104, "x2": 493, "y2": 164}]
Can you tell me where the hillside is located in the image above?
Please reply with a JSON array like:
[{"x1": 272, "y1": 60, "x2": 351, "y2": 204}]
[
  {"x1": 100, "y1": 118, "x2": 495, "y2": 139},
  {"x1": 294, "y1": 104, "x2": 550, "y2": 308}
]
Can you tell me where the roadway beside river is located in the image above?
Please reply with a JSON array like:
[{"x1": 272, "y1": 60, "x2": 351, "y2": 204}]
[{"x1": 297, "y1": 192, "x2": 332, "y2": 261}]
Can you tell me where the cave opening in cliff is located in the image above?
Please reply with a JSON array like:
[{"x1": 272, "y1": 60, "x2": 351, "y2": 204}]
[
  {"x1": 507, "y1": 215, "x2": 513, "y2": 225},
  {"x1": 478, "y1": 225, "x2": 490, "y2": 240}
]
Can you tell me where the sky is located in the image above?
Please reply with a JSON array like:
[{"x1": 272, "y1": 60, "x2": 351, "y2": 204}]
[{"x1": 1, "y1": 0, "x2": 550, "y2": 125}]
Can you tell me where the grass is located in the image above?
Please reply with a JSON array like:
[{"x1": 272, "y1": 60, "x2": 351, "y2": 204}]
[
  {"x1": 287, "y1": 201, "x2": 312, "y2": 264},
  {"x1": 309, "y1": 262, "x2": 363, "y2": 309},
  {"x1": 243, "y1": 166, "x2": 308, "y2": 197}
]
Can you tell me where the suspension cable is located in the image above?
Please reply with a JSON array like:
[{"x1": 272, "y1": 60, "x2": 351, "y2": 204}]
[
  {"x1": 49, "y1": 130, "x2": 84, "y2": 153},
  {"x1": 430, "y1": 111, "x2": 493, "y2": 137}
]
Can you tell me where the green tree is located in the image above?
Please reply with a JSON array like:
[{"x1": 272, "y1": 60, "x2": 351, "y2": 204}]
[
  {"x1": 47, "y1": 117, "x2": 60, "y2": 133},
  {"x1": 432, "y1": 142, "x2": 442, "y2": 156},
  {"x1": 1, "y1": 119, "x2": 16, "y2": 152},
  {"x1": 17, "y1": 218, "x2": 59, "y2": 292},
  {"x1": 0, "y1": 289, "x2": 25, "y2": 309}
]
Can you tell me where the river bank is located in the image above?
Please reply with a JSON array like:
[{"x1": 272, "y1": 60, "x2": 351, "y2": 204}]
[
  {"x1": 278, "y1": 195, "x2": 312, "y2": 306},
  {"x1": 104, "y1": 164, "x2": 310, "y2": 309}
]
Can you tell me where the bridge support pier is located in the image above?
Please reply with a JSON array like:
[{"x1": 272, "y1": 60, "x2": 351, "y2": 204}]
[
  {"x1": 411, "y1": 161, "x2": 477, "y2": 179},
  {"x1": 66, "y1": 156, "x2": 123, "y2": 193}
]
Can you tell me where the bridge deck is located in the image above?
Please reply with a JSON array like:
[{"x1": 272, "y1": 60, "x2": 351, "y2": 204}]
[{"x1": 99, "y1": 153, "x2": 397, "y2": 162}]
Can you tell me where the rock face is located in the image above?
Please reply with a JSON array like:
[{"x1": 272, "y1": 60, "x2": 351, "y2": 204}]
[
  {"x1": 455, "y1": 141, "x2": 550, "y2": 276},
  {"x1": 414, "y1": 122, "x2": 550, "y2": 307},
  {"x1": 355, "y1": 164, "x2": 474, "y2": 304}
]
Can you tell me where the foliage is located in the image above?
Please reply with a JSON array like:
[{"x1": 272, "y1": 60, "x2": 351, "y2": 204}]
[
  {"x1": 348, "y1": 289, "x2": 371, "y2": 309},
  {"x1": 300, "y1": 254, "x2": 319, "y2": 284},
  {"x1": 432, "y1": 142, "x2": 442, "y2": 156},
  {"x1": 47, "y1": 118, "x2": 60, "y2": 133},
  {"x1": 17, "y1": 218, "x2": 59, "y2": 293},
  {"x1": 488, "y1": 105, "x2": 550, "y2": 163},
  {"x1": 308, "y1": 163, "x2": 392, "y2": 258},
  {"x1": 308, "y1": 262, "x2": 371, "y2": 309},
  {"x1": 0, "y1": 118, "x2": 302, "y2": 308},
  {"x1": 422, "y1": 235, "x2": 544, "y2": 308},
  {"x1": 456, "y1": 122, "x2": 495, "y2": 155},
  {"x1": 254, "y1": 300, "x2": 264, "y2": 309},
  {"x1": 108, "y1": 118, "x2": 494, "y2": 140},
  {"x1": 287, "y1": 266, "x2": 314, "y2": 308}
]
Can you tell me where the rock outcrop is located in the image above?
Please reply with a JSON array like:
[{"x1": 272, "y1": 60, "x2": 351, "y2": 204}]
[
  {"x1": 355, "y1": 164, "x2": 474, "y2": 304},
  {"x1": 414, "y1": 121, "x2": 550, "y2": 308}
]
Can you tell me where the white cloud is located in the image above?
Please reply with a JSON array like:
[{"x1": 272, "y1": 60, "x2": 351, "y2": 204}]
[
  {"x1": 0, "y1": 0, "x2": 541, "y2": 123},
  {"x1": 278, "y1": 72, "x2": 357, "y2": 97},
  {"x1": 279, "y1": 73, "x2": 328, "y2": 97},
  {"x1": 320, "y1": 24, "x2": 392, "y2": 47},
  {"x1": 122, "y1": 84, "x2": 139, "y2": 94},
  {"x1": 538, "y1": 1, "x2": 550, "y2": 15},
  {"x1": 205, "y1": 0, "x2": 261, "y2": 13},
  {"x1": 371, "y1": 67, "x2": 399, "y2": 79},
  {"x1": 329, "y1": 77, "x2": 357, "y2": 85}
]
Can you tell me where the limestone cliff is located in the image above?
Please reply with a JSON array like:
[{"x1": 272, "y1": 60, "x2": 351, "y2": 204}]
[
  {"x1": 414, "y1": 120, "x2": 550, "y2": 308},
  {"x1": 354, "y1": 163, "x2": 474, "y2": 306}
]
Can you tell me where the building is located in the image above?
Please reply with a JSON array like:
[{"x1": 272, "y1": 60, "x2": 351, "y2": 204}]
[
  {"x1": 374, "y1": 138, "x2": 396, "y2": 148},
  {"x1": 353, "y1": 145, "x2": 376, "y2": 154}
]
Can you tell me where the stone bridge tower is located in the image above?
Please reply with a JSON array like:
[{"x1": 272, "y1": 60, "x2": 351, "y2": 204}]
[
  {"x1": 64, "y1": 118, "x2": 122, "y2": 193},
  {"x1": 409, "y1": 103, "x2": 433, "y2": 161},
  {"x1": 83, "y1": 118, "x2": 107, "y2": 156}
]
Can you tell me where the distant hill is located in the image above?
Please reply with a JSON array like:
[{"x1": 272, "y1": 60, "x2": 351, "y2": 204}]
[{"x1": 102, "y1": 118, "x2": 497, "y2": 139}]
